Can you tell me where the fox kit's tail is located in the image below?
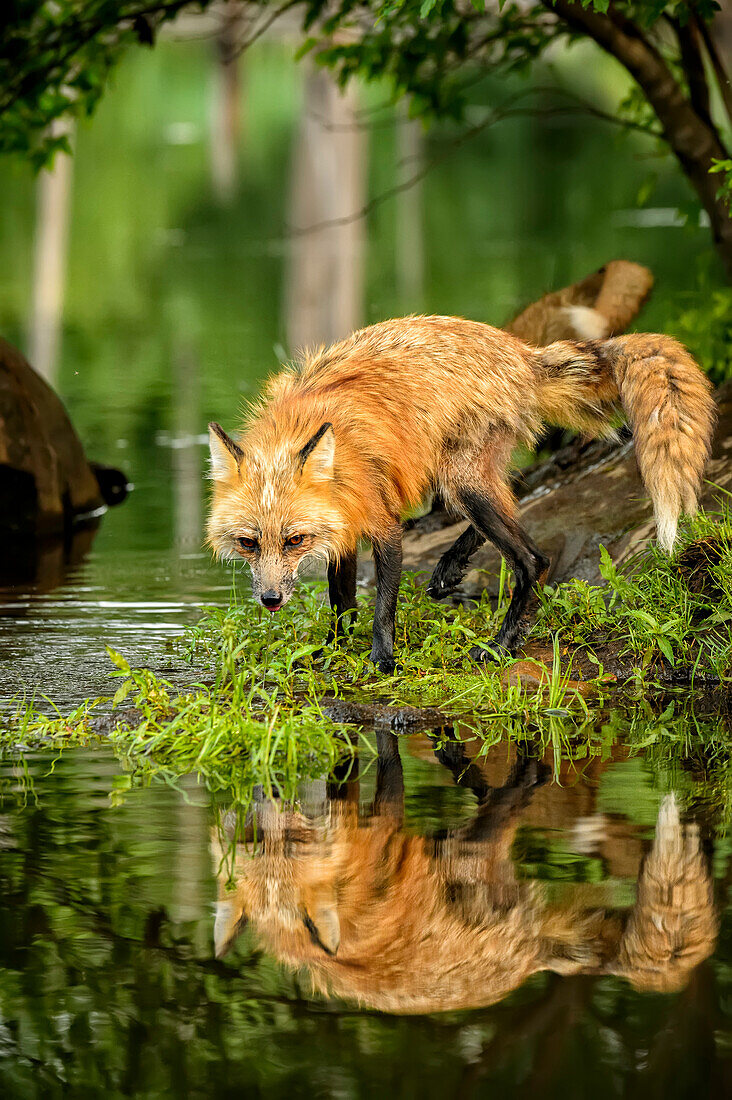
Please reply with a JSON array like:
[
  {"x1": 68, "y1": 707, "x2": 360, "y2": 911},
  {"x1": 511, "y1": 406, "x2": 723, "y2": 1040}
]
[{"x1": 536, "y1": 333, "x2": 716, "y2": 552}]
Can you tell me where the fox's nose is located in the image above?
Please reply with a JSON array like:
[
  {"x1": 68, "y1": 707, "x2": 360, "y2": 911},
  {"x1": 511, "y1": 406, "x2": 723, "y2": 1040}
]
[{"x1": 261, "y1": 590, "x2": 283, "y2": 610}]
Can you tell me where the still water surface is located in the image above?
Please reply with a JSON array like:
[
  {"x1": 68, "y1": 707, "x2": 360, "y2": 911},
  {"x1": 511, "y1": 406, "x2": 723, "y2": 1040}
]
[{"x1": 0, "y1": 732, "x2": 730, "y2": 1096}]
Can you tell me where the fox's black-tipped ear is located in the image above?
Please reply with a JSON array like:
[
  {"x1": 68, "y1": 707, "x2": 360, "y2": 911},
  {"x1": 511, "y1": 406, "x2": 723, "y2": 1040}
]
[
  {"x1": 297, "y1": 422, "x2": 334, "y2": 482},
  {"x1": 209, "y1": 422, "x2": 244, "y2": 480}
]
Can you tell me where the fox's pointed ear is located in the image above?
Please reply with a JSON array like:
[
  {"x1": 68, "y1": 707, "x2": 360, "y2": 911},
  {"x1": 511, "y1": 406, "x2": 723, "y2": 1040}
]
[
  {"x1": 214, "y1": 898, "x2": 247, "y2": 958},
  {"x1": 297, "y1": 422, "x2": 334, "y2": 481},
  {"x1": 209, "y1": 422, "x2": 244, "y2": 481}
]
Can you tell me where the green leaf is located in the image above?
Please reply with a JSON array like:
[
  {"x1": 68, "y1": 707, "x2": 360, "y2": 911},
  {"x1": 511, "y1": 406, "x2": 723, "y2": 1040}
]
[
  {"x1": 112, "y1": 680, "x2": 134, "y2": 707},
  {"x1": 598, "y1": 545, "x2": 618, "y2": 584},
  {"x1": 106, "y1": 647, "x2": 130, "y2": 673},
  {"x1": 626, "y1": 609, "x2": 659, "y2": 628}
]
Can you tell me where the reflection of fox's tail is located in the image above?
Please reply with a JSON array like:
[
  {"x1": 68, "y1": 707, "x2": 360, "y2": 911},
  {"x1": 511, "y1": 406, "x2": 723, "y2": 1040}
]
[
  {"x1": 535, "y1": 334, "x2": 716, "y2": 552},
  {"x1": 614, "y1": 794, "x2": 718, "y2": 993}
]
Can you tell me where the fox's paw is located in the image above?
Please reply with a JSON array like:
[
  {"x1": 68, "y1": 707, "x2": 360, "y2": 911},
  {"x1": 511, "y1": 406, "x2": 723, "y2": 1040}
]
[
  {"x1": 469, "y1": 641, "x2": 512, "y2": 664},
  {"x1": 426, "y1": 556, "x2": 465, "y2": 599},
  {"x1": 369, "y1": 648, "x2": 397, "y2": 675}
]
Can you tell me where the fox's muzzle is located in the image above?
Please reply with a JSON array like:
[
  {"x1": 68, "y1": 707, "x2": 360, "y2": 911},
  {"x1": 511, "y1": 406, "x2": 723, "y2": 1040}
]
[
  {"x1": 260, "y1": 589, "x2": 283, "y2": 611},
  {"x1": 250, "y1": 558, "x2": 297, "y2": 610}
]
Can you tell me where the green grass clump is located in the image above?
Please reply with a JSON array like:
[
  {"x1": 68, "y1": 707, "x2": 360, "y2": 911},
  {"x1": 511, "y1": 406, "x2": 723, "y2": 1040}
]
[
  {"x1": 0, "y1": 650, "x2": 357, "y2": 808},
  {"x1": 536, "y1": 509, "x2": 732, "y2": 676},
  {"x1": 180, "y1": 568, "x2": 596, "y2": 728}
]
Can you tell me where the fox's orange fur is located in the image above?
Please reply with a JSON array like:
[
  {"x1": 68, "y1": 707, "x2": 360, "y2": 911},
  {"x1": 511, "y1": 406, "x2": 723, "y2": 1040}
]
[
  {"x1": 210, "y1": 316, "x2": 713, "y2": 552},
  {"x1": 211, "y1": 791, "x2": 717, "y2": 1014},
  {"x1": 208, "y1": 313, "x2": 715, "y2": 663}
]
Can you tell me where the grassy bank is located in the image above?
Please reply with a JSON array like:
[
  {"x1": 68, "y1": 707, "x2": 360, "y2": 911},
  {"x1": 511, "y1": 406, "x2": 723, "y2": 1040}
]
[{"x1": 1, "y1": 508, "x2": 731, "y2": 806}]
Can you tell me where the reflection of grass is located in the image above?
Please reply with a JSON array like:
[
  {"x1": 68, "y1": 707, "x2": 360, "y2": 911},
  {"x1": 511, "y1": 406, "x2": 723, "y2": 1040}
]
[
  {"x1": 512, "y1": 827, "x2": 606, "y2": 883},
  {"x1": 2, "y1": 509, "x2": 732, "y2": 812}
]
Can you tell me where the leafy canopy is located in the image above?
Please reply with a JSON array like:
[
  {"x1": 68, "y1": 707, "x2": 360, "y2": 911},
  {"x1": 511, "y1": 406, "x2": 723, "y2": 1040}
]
[
  {"x1": 0, "y1": 2, "x2": 728, "y2": 166},
  {"x1": 0, "y1": 1, "x2": 214, "y2": 166},
  {"x1": 290, "y1": 0, "x2": 725, "y2": 119}
]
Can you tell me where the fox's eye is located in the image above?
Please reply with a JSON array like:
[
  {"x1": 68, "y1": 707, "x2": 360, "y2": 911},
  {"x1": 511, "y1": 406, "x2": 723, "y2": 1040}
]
[
  {"x1": 285, "y1": 534, "x2": 304, "y2": 548},
  {"x1": 237, "y1": 536, "x2": 258, "y2": 551}
]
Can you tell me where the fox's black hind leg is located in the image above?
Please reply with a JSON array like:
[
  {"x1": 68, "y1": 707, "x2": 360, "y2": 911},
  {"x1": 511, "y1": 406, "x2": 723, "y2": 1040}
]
[
  {"x1": 327, "y1": 550, "x2": 358, "y2": 643},
  {"x1": 427, "y1": 524, "x2": 486, "y2": 599},
  {"x1": 370, "y1": 524, "x2": 403, "y2": 674},
  {"x1": 458, "y1": 488, "x2": 549, "y2": 660}
]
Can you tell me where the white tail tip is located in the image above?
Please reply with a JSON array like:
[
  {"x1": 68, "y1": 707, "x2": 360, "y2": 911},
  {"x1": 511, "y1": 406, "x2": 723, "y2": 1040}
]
[{"x1": 655, "y1": 505, "x2": 678, "y2": 554}]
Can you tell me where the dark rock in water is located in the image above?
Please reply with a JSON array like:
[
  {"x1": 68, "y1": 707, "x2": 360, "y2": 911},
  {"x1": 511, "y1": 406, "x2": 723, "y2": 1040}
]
[
  {"x1": 0, "y1": 337, "x2": 128, "y2": 536},
  {"x1": 401, "y1": 380, "x2": 732, "y2": 597}
]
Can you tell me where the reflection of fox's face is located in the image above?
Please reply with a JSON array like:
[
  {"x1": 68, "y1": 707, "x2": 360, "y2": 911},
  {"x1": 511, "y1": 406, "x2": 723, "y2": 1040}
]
[
  {"x1": 212, "y1": 795, "x2": 717, "y2": 1014},
  {"x1": 213, "y1": 803, "x2": 344, "y2": 961}
]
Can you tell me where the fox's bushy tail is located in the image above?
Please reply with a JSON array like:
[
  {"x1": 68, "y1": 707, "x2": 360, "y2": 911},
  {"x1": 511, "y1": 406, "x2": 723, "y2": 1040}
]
[{"x1": 536, "y1": 333, "x2": 716, "y2": 552}]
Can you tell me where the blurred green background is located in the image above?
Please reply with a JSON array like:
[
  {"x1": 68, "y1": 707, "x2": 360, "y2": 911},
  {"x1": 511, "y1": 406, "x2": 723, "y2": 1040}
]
[{"x1": 0, "y1": 35, "x2": 726, "y2": 554}]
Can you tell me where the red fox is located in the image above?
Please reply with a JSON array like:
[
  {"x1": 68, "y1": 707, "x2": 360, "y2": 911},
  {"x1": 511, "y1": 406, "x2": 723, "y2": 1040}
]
[{"x1": 207, "y1": 316, "x2": 715, "y2": 670}]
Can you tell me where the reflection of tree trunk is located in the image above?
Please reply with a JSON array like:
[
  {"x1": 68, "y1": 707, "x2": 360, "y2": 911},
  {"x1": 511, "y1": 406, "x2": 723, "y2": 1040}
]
[
  {"x1": 210, "y1": 1, "x2": 244, "y2": 205},
  {"x1": 285, "y1": 67, "x2": 367, "y2": 351},
  {"x1": 28, "y1": 133, "x2": 74, "y2": 384},
  {"x1": 458, "y1": 974, "x2": 582, "y2": 1091},
  {"x1": 172, "y1": 338, "x2": 202, "y2": 550},
  {"x1": 171, "y1": 776, "x2": 208, "y2": 923},
  {"x1": 395, "y1": 105, "x2": 424, "y2": 309}
]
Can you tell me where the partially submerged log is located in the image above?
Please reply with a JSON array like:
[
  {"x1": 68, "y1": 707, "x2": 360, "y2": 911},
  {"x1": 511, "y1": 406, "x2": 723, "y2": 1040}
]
[
  {"x1": 506, "y1": 259, "x2": 654, "y2": 344},
  {"x1": 319, "y1": 696, "x2": 448, "y2": 732},
  {"x1": 402, "y1": 380, "x2": 732, "y2": 597}
]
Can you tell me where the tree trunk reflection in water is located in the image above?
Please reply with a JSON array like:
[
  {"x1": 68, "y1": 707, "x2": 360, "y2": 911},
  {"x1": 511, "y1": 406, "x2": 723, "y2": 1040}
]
[
  {"x1": 172, "y1": 333, "x2": 202, "y2": 551},
  {"x1": 285, "y1": 66, "x2": 367, "y2": 351}
]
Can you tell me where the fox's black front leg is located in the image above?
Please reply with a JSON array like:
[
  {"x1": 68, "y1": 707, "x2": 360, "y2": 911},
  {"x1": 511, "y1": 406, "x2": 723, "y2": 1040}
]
[
  {"x1": 427, "y1": 524, "x2": 486, "y2": 599},
  {"x1": 327, "y1": 550, "x2": 358, "y2": 643},
  {"x1": 370, "y1": 525, "x2": 403, "y2": 674},
  {"x1": 459, "y1": 489, "x2": 549, "y2": 660}
]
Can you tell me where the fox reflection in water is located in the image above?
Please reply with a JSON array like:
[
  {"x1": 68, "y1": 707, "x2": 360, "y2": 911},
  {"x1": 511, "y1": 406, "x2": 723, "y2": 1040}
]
[{"x1": 211, "y1": 733, "x2": 718, "y2": 1013}]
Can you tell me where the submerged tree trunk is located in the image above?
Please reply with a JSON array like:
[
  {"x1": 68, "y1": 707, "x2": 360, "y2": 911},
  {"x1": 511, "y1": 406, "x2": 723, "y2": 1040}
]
[{"x1": 546, "y1": 0, "x2": 732, "y2": 279}]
